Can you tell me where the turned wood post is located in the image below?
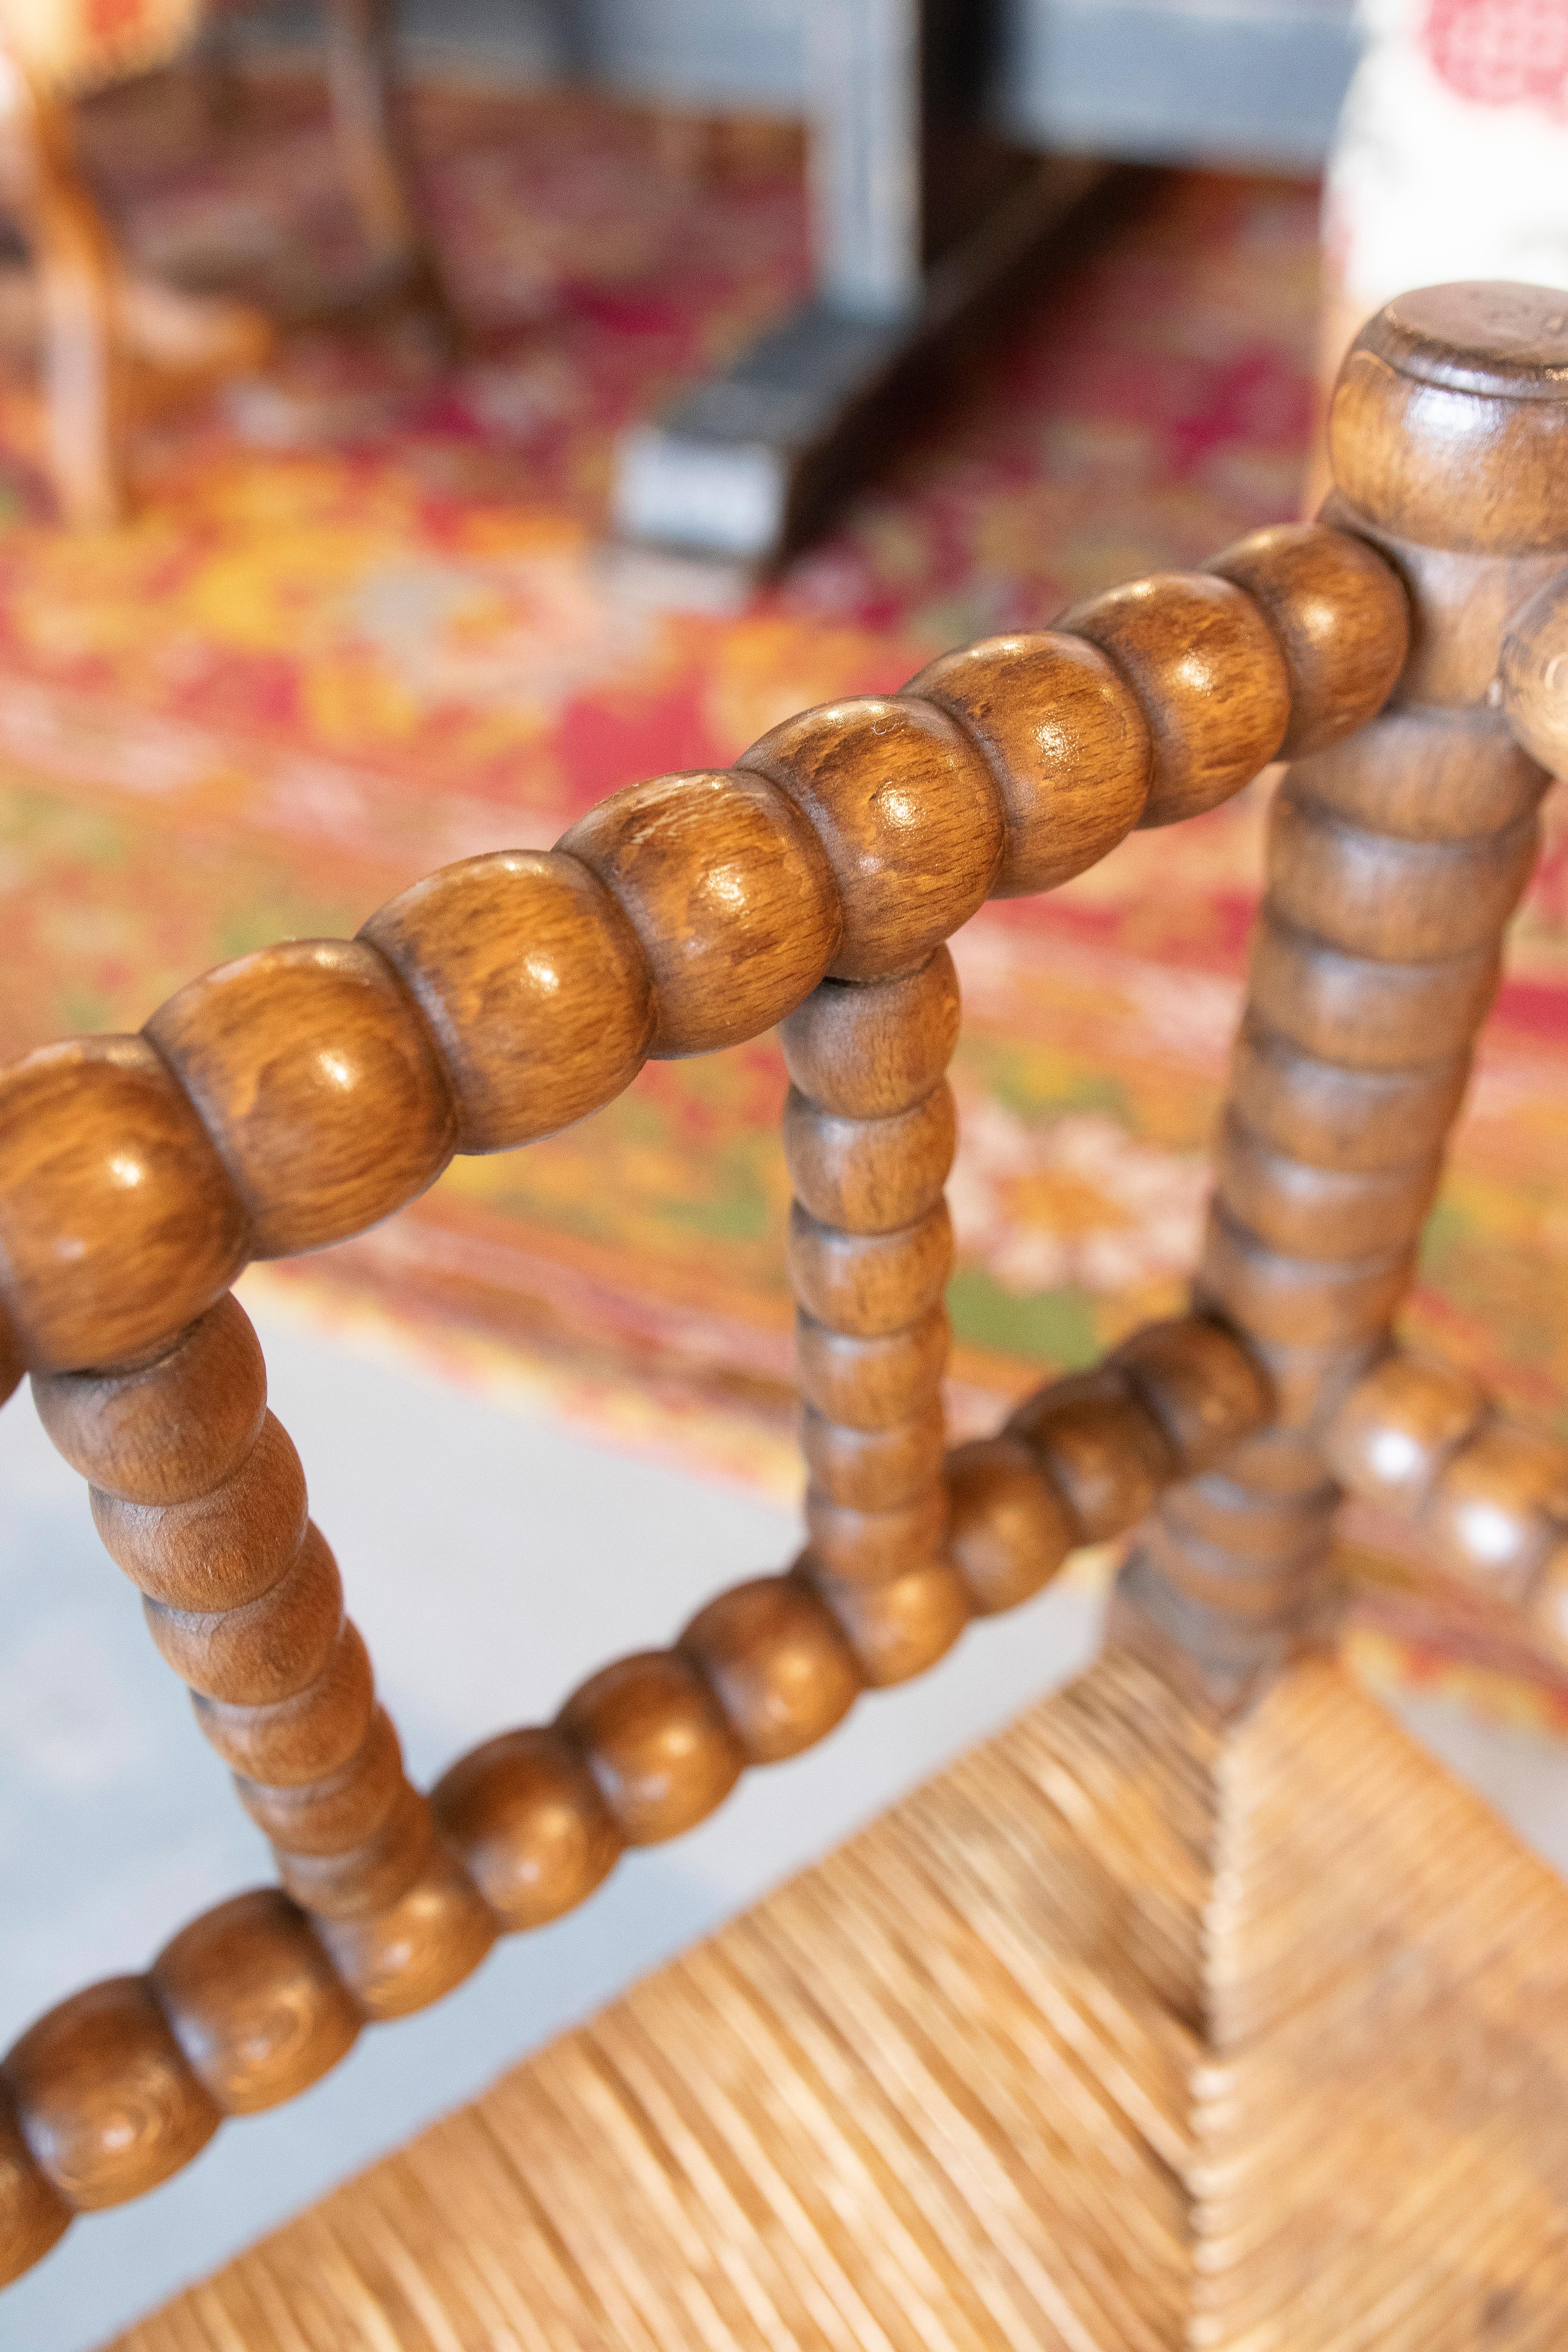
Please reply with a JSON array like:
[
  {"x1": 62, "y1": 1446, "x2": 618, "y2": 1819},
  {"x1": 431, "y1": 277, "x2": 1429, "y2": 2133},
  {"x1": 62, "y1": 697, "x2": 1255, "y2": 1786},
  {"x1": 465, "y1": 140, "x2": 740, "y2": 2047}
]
[{"x1": 1122, "y1": 283, "x2": 1568, "y2": 1686}]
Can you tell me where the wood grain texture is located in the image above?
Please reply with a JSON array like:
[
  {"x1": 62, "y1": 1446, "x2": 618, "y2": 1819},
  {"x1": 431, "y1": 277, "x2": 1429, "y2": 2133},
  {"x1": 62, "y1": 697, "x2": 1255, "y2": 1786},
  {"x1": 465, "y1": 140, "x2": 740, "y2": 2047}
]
[
  {"x1": 1285, "y1": 701, "x2": 1549, "y2": 838},
  {"x1": 1216, "y1": 1113, "x2": 1440, "y2": 1259},
  {"x1": 233, "y1": 1707, "x2": 405, "y2": 1857},
  {"x1": 315, "y1": 1844, "x2": 497, "y2": 2022},
  {"x1": 32, "y1": 1293, "x2": 265, "y2": 1506},
  {"x1": 680, "y1": 1575, "x2": 861, "y2": 1764},
  {"x1": 151, "y1": 1891, "x2": 360, "y2": 2115},
  {"x1": 1109, "y1": 1315, "x2": 1272, "y2": 1475},
  {"x1": 782, "y1": 1082, "x2": 954, "y2": 1235},
  {"x1": 800, "y1": 1398, "x2": 946, "y2": 1510},
  {"x1": 361, "y1": 849, "x2": 655, "y2": 1151},
  {"x1": 274, "y1": 1782, "x2": 434, "y2": 1920},
  {"x1": 1197, "y1": 1205, "x2": 1413, "y2": 1349},
  {"x1": 778, "y1": 951, "x2": 959, "y2": 1118},
  {"x1": 1320, "y1": 501, "x2": 1564, "y2": 707},
  {"x1": 739, "y1": 698, "x2": 1003, "y2": 979},
  {"x1": 558, "y1": 771, "x2": 840, "y2": 1056},
  {"x1": 904, "y1": 630, "x2": 1151, "y2": 892},
  {"x1": 0, "y1": 1036, "x2": 247, "y2": 1375},
  {"x1": 1205, "y1": 521, "x2": 1408, "y2": 757},
  {"x1": 944, "y1": 1435, "x2": 1076, "y2": 1614},
  {"x1": 803, "y1": 1483, "x2": 949, "y2": 1586},
  {"x1": 146, "y1": 940, "x2": 456, "y2": 1261},
  {"x1": 806, "y1": 1555, "x2": 970, "y2": 1686},
  {"x1": 0, "y1": 2088, "x2": 69, "y2": 2289},
  {"x1": 1498, "y1": 560, "x2": 1568, "y2": 774},
  {"x1": 432, "y1": 1727, "x2": 621, "y2": 1929},
  {"x1": 786, "y1": 1200, "x2": 952, "y2": 1340},
  {"x1": 1007, "y1": 1367, "x2": 1177, "y2": 1541},
  {"x1": 1267, "y1": 787, "x2": 1539, "y2": 962},
  {"x1": 1229, "y1": 1010, "x2": 1471, "y2": 1173},
  {"x1": 3, "y1": 1978, "x2": 219, "y2": 2212},
  {"x1": 1058, "y1": 572, "x2": 1290, "y2": 824},
  {"x1": 1249, "y1": 911, "x2": 1500, "y2": 1071},
  {"x1": 1329, "y1": 282, "x2": 1568, "y2": 553},
  {"x1": 143, "y1": 1520, "x2": 344, "y2": 1707},
  {"x1": 191, "y1": 1619, "x2": 377, "y2": 1786},
  {"x1": 557, "y1": 1651, "x2": 744, "y2": 1846},
  {"x1": 793, "y1": 1306, "x2": 950, "y2": 1430},
  {"x1": 92, "y1": 1410, "x2": 308, "y2": 1613}
]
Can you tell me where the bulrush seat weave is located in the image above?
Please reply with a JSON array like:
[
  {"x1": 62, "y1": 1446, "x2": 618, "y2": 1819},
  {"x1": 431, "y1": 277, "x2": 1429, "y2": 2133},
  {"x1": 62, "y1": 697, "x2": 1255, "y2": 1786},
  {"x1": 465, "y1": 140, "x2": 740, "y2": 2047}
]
[{"x1": 2, "y1": 280, "x2": 1567, "y2": 2347}]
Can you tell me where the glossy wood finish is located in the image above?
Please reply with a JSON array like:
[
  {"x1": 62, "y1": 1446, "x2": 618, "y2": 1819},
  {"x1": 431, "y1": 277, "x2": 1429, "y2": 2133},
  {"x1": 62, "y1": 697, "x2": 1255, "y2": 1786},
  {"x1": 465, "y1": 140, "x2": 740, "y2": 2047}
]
[
  {"x1": 143, "y1": 1520, "x2": 344, "y2": 1706},
  {"x1": 233, "y1": 1708, "x2": 405, "y2": 1855},
  {"x1": 191, "y1": 1619, "x2": 377, "y2": 1786},
  {"x1": 145, "y1": 940, "x2": 456, "y2": 1260},
  {"x1": 783, "y1": 959, "x2": 959, "y2": 1639},
  {"x1": 904, "y1": 633, "x2": 1151, "y2": 893},
  {"x1": 361, "y1": 850, "x2": 654, "y2": 1151},
  {"x1": 151, "y1": 1891, "x2": 360, "y2": 2115},
  {"x1": 0, "y1": 2089, "x2": 69, "y2": 2288},
  {"x1": 681, "y1": 1576, "x2": 862, "y2": 1763},
  {"x1": 1498, "y1": 564, "x2": 1568, "y2": 777},
  {"x1": 1, "y1": 278, "x2": 1563, "y2": 2286},
  {"x1": 1320, "y1": 505, "x2": 1564, "y2": 709},
  {"x1": 1056, "y1": 572, "x2": 1291, "y2": 826},
  {"x1": 1329, "y1": 284, "x2": 1568, "y2": 553},
  {"x1": 557, "y1": 1651, "x2": 744, "y2": 1846},
  {"x1": 432, "y1": 1728, "x2": 622, "y2": 1929},
  {"x1": 93, "y1": 1410, "x2": 309, "y2": 1613},
  {"x1": 1324, "y1": 1349, "x2": 1568, "y2": 1620},
  {"x1": 945, "y1": 1437, "x2": 1076, "y2": 1615},
  {"x1": 779, "y1": 949, "x2": 960, "y2": 1119},
  {"x1": 739, "y1": 699, "x2": 1003, "y2": 980},
  {"x1": 1204, "y1": 523, "x2": 1408, "y2": 759},
  {"x1": 559, "y1": 772, "x2": 840, "y2": 1055},
  {"x1": 0, "y1": 1037, "x2": 247, "y2": 1374},
  {"x1": 1125, "y1": 281, "x2": 1567, "y2": 1678},
  {"x1": 2, "y1": 1978, "x2": 219, "y2": 2212},
  {"x1": 33, "y1": 1294, "x2": 266, "y2": 1507},
  {"x1": 314, "y1": 1846, "x2": 497, "y2": 2022}
]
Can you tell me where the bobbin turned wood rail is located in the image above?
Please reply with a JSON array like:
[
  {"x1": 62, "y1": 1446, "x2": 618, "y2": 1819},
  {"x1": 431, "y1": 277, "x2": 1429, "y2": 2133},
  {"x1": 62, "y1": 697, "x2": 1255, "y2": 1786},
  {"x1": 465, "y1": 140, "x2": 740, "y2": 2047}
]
[{"x1": 1, "y1": 280, "x2": 1565, "y2": 2298}]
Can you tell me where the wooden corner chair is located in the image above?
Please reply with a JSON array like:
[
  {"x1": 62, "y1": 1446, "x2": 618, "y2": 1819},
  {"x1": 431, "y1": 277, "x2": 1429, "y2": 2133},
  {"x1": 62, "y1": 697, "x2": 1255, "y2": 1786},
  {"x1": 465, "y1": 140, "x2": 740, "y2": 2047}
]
[
  {"x1": 0, "y1": 0, "x2": 450, "y2": 527},
  {"x1": 3, "y1": 280, "x2": 1568, "y2": 2345}
]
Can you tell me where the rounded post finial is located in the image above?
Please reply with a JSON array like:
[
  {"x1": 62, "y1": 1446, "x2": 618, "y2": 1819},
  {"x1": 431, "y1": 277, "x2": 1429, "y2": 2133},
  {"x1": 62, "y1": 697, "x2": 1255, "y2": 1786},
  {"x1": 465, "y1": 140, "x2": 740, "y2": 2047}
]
[{"x1": 1330, "y1": 281, "x2": 1568, "y2": 553}]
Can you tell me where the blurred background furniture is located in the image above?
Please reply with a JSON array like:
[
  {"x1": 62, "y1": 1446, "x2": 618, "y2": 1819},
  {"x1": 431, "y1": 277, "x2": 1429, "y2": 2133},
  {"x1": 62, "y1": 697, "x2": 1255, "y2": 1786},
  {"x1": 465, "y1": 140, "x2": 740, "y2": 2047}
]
[{"x1": 0, "y1": 0, "x2": 449, "y2": 524}]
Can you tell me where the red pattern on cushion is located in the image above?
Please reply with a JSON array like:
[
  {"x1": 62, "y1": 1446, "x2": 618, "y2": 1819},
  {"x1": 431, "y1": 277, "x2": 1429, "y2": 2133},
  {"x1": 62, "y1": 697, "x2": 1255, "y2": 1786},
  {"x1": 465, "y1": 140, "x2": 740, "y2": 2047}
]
[{"x1": 1424, "y1": 0, "x2": 1568, "y2": 115}]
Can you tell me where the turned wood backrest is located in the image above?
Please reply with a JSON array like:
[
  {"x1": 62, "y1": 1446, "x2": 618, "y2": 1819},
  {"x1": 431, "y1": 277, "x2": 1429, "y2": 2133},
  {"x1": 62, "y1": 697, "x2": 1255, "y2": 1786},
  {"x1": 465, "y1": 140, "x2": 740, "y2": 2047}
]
[{"x1": 2, "y1": 279, "x2": 1567, "y2": 2289}]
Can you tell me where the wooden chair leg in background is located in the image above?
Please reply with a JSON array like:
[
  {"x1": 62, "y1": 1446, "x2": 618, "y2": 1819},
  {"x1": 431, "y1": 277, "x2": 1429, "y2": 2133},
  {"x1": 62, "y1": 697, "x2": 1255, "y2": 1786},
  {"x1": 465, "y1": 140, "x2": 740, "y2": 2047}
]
[
  {"x1": 322, "y1": 0, "x2": 459, "y2": 356},
  {"x1": 3, "y1": 73, "x2": 129, "y2": 527}
]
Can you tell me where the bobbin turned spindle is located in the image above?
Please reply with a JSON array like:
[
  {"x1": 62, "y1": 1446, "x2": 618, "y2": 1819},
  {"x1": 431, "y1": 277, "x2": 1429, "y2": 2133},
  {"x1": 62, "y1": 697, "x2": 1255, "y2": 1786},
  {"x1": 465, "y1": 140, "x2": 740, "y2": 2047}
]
[
  {"x1": 1123, "y1": 282, "x2": 1568, "y2": 1685},
  {"x1": 778, "y1": 955, "x2": 971, "y2": 1682},
  {"x1": 0, "y1": 281, "x2": 1560, "y2": 2302}
]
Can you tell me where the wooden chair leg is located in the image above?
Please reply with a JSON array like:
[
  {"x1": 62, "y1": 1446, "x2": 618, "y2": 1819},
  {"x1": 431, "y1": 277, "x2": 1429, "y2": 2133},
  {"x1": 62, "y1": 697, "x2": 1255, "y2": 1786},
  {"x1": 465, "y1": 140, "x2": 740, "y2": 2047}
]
[
  {"x1": 321, "y1": 0, "x2": 457, "y2": 352},
  {"x1": 5, "y1": 78, "x2": 130, "y2": 527}
]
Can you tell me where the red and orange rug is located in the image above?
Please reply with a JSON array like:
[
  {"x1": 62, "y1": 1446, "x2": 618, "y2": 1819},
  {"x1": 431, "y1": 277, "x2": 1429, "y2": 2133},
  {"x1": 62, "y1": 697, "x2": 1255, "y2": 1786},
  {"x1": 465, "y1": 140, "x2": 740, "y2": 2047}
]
[{"x1": 3, "y1": 73, "x2": 1563, "y2": 1719}]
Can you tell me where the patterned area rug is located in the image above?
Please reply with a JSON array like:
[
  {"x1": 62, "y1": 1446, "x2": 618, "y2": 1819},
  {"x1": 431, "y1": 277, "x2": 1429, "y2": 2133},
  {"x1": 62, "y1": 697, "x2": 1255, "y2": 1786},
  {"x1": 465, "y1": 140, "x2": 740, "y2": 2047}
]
[{"x1": 2, "y1": 70, "x2": 1563, "y2": 1717}]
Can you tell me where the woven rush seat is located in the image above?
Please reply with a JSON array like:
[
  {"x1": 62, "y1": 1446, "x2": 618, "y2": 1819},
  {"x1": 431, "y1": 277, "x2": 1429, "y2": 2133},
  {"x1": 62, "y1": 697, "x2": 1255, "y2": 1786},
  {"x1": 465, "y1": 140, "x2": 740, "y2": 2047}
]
[{"x1": 113, "y1": 1648, "x2": 1568, "y2": 2352}]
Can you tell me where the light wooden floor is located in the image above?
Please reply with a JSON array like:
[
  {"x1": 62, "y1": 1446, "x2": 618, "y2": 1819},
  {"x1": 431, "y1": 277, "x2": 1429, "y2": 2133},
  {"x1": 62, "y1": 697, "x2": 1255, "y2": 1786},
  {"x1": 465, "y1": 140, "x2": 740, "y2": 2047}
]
[{"x1": 113, "y1": 1648, "x2": 1568, "y2": 2351}]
